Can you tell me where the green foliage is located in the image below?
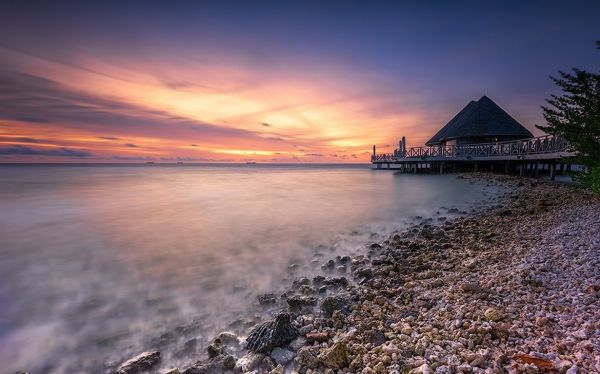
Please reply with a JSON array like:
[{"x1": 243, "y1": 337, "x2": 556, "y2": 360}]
[
  {"x1": 587, "y1": 166, "x2": 600, "y2": 193},
  {"x1": 570, "y1": 166, "x2": 600, "y2": 193},
  {"x1": 536, "y1": 41, "x2": 600, "y2": 191}
]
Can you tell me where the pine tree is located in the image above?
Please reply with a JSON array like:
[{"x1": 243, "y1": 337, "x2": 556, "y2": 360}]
[{"x1": 536, "y1": 41, "x2": 600, "y2": 191}]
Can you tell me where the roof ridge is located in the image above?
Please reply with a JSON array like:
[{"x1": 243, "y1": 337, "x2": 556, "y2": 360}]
[{"x1": 425, "y1": 96, "x2": 532, "y2": 146}]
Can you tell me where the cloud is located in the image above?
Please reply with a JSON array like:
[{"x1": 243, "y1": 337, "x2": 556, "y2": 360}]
[
  {"x1": 261, "y1": 122, "x2": 272, "y2": 127},
  {"x1": 13, "y1": 137, "x2": 40, "y2": 143},
  {"x1": 0, "y1": 145, "x2": 91, "y2": 157},
  {"x1": 305, "y1": 153, "x2": 323, "y2": 157},
  {"x1": 124, "y1": 143, "x2": 138, "y2": 148},
  {"x1": 0, "y1": 70, "x2": 278, "y2": 146}
]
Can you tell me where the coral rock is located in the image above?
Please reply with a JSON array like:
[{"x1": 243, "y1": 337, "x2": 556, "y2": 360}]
[{"x1": 245, "y1": 313, "x2": 297, "y2": 353}]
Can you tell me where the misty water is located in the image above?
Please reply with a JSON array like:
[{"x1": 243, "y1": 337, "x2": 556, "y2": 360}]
[{"x1": 0, "y1": 164, "x2": 504, "y2": 373}]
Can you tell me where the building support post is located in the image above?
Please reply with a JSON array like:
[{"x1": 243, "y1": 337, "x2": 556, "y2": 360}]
[
  {"x1": 505, "y1": 161, "x2": 509, "y2": 174},
  {"x1": 519, "y1": 163, "x2": 524, "y2": 177},
  {"x1": 440, "y1": 162, "x2": 444, "y2": 174},
  {"x1": 550, "y1": 163, "x2": 556, "y2": 181},
  {"x1": 534, "y1": 162, "x2": 539, "y2": 177},
  {"x1": 474, "y1": 162, "x2": 478, "y2": 172}
]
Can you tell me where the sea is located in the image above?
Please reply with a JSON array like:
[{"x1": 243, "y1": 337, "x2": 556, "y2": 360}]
[{"x1": 0, "y1": 164, "x2": 504, "y2": 372}]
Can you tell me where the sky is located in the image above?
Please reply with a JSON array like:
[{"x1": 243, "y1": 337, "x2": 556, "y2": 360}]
[{"x1": 0, "y1": 1, "x2": 598, "y2": 163}]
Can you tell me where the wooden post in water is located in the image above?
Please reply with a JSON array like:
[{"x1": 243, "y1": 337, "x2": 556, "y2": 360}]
[
  {"x1": 474, "y1": 163, "x2": 478, "y2": 172},
  {"x1": 440, "y1": 162, "x2": 444, "y2": 174},
  {"x1": 550, "y1": 163, "x2": 556, "y2": 181},
  {"x1": 519, "y1": 163, "x2": 524, "y2": 177},
  {"x1": 504, "y1": 161, "x2": 509, "y2": 173},
  {"x1": 534, "y1": 162, "x2": 539, "y2": 177}
]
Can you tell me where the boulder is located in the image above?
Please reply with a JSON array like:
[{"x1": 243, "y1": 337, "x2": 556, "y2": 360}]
[
  {"x1": 234, "y1": 352, "x2": 264, "y2": 372},
  {"x1": 289, "y1": 336, "x2": 307, "y2": 351},
  {"x1": 317, "y1": 341, "x2": 348, "y2": 369},
  {"x1": 286, "y1": 295, "x2": 318, "y2": 311},
  {"x1": 306, "y1": 332, "x2": 329, "y2": 343},
  {"x1": 321, "y1": 295, "x2": 350, "y2": 316},
  {"x1": 484, "y1": 307, "x2": 504, "y2": 322},
  {"x1": 160, "y1": 369, "x2": 180, "y2": 374},
  {"x1": 364, "y1": 329, "x2": 386, "y2": 347},
  {"x1": 295, "y1": 347, "x2": 320, "y2": 371},
  {"x1": 257, "y1": 293, "x2": 278, "y2": 306},
  {"x1": 116, "y1": 351, "x2": 160, "y2": 374},
  {"x1": 322, "y1": 276, "x2": 349, "y2": 288},
  {"x1": 269, "y1": 364, "x2": 285, "y2": 374},
  {"x1": 460, "y1": 281, "x2": 482, "y2": 293},
  {"x1": 246, "y1": 313, "x2": 297, "y2": 353},
  {"x1": 270, "y1": 347, "x2": 296, "y2": 365},
  {"x1": 182, "y1": 354, "x2": 235, "y2": 374}
]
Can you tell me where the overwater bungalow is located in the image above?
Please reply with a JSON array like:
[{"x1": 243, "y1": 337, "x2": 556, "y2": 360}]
[
  {"x1": 372, "y1": 96, "x2": 573, "y2": 178},
  {"x1": 425, "y1": 96, "x2": 533, "y2": 147}
]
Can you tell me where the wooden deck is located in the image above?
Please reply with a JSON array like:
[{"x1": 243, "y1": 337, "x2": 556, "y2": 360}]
[{"x1": 371, "y1": 135, "x2": 575, "y2": 179}]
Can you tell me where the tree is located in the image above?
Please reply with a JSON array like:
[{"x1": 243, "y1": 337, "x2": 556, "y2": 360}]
[{"x1": 536, "y1": 41, "x2": 600, "y2": 191}]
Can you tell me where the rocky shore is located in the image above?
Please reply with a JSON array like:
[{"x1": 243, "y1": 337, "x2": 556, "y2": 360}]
[{"x1": 114, "y1": 174, "x2": 600, "y2": 374}]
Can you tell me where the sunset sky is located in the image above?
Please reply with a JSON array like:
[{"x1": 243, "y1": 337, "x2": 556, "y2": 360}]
[{"x1": 0, "y1": 1, "x2": 598, "y2": 163}]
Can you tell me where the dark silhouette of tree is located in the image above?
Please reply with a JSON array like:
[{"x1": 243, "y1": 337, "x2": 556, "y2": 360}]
[{"x1": 536, "y1": 41, "x2": 600, "y2": 191}]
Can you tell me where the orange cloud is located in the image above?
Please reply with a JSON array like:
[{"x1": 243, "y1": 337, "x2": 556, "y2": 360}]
[{"x1": 0, "y1": 46, "x2": 435, "y2": 163}]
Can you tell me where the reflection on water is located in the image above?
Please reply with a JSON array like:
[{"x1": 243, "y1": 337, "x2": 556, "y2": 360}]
[{"x1": 0, "y1": 164, "x2": 500, "y2": 372}]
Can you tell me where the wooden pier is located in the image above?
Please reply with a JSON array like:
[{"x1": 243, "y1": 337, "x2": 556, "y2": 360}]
[{"x1": 371, "y1": 134, "x2": 575, "y2": 180}]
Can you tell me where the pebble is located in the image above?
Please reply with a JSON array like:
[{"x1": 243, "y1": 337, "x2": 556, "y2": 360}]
[{"x1": 175, "y1": 175, "x2": 600, "y2": 374}]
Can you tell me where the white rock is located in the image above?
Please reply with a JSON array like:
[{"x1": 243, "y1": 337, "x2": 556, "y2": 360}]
[
  {"x1": 289, "y1": 336, "x2": 307, "y2": 351},
  {"x1": 270, "y1": 347, "x2": 296, "y2": 365},
  {"x1": 411, "y1": 363, "x2": 432, "y2": 374},
  {"x1": 572, "y1": 329, "x2": 588, "y2": 340},
  {"x1": 160, "y1": 369, "x2": 180, "y2": 374},
  {"x1": 234, "y1": 352, "x2": 264, "y2": 372}
]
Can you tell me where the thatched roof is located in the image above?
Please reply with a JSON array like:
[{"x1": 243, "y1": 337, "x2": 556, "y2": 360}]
[{"x1": 425, "y1": 96, "x2": 533, "y2": 146}]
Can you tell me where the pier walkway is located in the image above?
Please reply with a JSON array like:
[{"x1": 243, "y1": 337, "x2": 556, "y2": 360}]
[{"x1": 371, "y1": 135, "x2": 575, "y2": 179}]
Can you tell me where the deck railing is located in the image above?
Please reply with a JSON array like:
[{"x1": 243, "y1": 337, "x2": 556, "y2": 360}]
[{"x1": 372, "y1": 134, "x2": 571, "y2": 162}]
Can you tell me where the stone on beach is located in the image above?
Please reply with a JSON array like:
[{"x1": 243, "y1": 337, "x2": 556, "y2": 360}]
[
  {"x1": 257, "y1": 293, "x2": 278, "y2": 306},
  {"x1": 270, "y1": 347, "x2": 296, "y2": 365},
  {"x1": 116, "y1": 351, "x2": 160, "y2": 374},
  {"x1": 317, "y1": 341, "x2": 349, "y2": 369},
  {"x1": 286, "y1": 295, "x2": 317, "y2": 311},
  {"x1": 483, "y1": 307, "x2": 504, "y2": 322},
  {"x1": 306, "y1": 331, "x2": 329, "y2": 342},
  {"x1": 181, "y1": 174, "x2": 600, "y2": 374},
  {"x1": 234, "y1": 352, "x2": 264, "y2": 372},
  {"x1": 320, "y1": 294, "x2": 351, "y2": 316},
  {"x1": 159, "y1": 369, "x2": 180, "y2": 374},
  {"x1": 182, "y1": 354, "x2": 235, "y2": 374},
  {"x1": 245, "y1": 313, "x2": 297, "y2": 353}
]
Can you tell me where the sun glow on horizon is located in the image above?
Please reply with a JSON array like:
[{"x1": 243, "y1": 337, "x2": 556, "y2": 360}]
[{"x1": 0, "y1": 46, "x2": 430, "y2": 163}]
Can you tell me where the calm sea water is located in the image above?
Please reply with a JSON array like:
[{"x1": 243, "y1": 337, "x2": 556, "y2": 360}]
[{"x1": 0, "y1": 164, "x2": 502, "y2": 372}]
